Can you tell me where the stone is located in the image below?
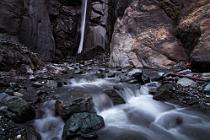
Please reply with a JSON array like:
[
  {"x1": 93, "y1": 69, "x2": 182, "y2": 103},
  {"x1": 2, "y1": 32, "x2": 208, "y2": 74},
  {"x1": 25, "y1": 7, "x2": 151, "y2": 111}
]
[
  {"x1": 204, "y1": 83, "x2": 210, "y2": 93},
  {"x1": 60, "y1": 0, "x2": 81, "y2": 6},
  {"x1": 19, "y1": 0, "x2": 55, "y2": 61},
  {"x1": 177, "y1": 0, "x2": 210, "y2": 72},
  {"x1": 0, "y1": 93, "x2": 35, "y2": 123},
  {"x1": 0, "y1": 115, "x2": 40, "y2": 140},
  {"x1": 128, "y1": 69, "x2": 143, "y2": 77},
  {"x1": 13, "y1": 92, "x2": 24, "y2": 97},
  {"x1": 51, "y1": 3, "x2": 80, "y2": 59},
  {"x1": 62, "y1": 112, "x2": 105, "y2": 140},
  {"x1": 57, "y1": 97, "x2": 94, "y2": 121},
  {"x1": 153, "y1": 83, "x2": 175, "y2": 101},
  {"x1": 32, "y1": 82, "x2": 43, "y2": 88},
  {"x1": 0, "y1": 42, "x2": 43, "y2": 71},
  {"x1": 103, "y1": 89, "x2": 125, "y2": 105},
  {"x1": 18, "y1": 64, "x2": 34, "y2": 75},
  {"x1": 177, "y1": 78, "x2": 196, "y2": 87},
  {"x1": 46, "y1": 80, "x2": 58, "y2": 89},
  {"x1": 110, "y1": 0, "x2": 188, "y2": 69},
  {"x1": 0, "y1": 0, "x2": 24, "y2": 34}
]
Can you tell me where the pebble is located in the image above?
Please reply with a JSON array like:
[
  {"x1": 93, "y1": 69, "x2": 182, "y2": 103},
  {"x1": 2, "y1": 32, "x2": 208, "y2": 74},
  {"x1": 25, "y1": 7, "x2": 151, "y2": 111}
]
[
  {"x1": 32, "y1": 82, "x2": 43, "y2": 88},
  {"x1": 13, "y1": 92, "x2": 23, "y2": 97},
  {"x1": 16, "y1": 134, "x2": 22, "y2": 139}
]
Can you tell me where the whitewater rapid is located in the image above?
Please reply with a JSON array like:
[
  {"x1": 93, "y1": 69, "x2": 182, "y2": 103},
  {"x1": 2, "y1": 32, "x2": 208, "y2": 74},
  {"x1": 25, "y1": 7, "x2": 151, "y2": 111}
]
[
  {"x1": 35, "y1": 78, "x2": 210, "y2": 140},
  {"x1": 77, "y1": 0, "x2": 88, "y2": 54}
]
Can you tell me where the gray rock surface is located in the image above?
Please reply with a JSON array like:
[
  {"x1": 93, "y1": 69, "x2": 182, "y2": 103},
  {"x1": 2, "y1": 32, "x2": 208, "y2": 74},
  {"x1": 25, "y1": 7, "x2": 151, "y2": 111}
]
[{"x1": 62, "y1": 112, "x2": 105, "y2": 139}]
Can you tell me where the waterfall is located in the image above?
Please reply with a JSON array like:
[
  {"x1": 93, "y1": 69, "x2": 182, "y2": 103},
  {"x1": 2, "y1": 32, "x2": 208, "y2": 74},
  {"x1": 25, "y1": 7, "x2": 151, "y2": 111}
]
[
  {"x1": 34, "y1": 100, "x2": 64, "y2": 140},
  {"x1": 77, "y1": 0, "x2": 88, "y2": 54}
]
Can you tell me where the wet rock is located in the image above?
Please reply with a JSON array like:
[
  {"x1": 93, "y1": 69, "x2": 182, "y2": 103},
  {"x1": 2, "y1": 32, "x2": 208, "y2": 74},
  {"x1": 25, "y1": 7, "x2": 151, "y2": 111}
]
[
  {"x1": 177, "y1": 78, "x2": 196, "y2": 87},
  {"x1": 46, "y1": 80, "x2": 58, "y2": 89},
  {"x1": 62, "y1": 112, "x2": 105, "y2": 140},
  {"x1": 153, "y1": 83, "x2": 175, "y2": 101},
  {"x1": 204, "y1": 83, "x2": 210, "y2": 93},
  {"x1": 57, "y1": 97, "x2": 94, "y2": 121},
  {"x1": 127, "y1": 69, "x2": 151, "y2": 84},
  {"x1": 32, "y1": 82, "x2": 43, "y2": 88},
  {"x1": 145, "y1": 82, "x2": 161, "y2": 94},
  {"x1": 103, "y1": 89, "x2": 125, "y2": 105},
  {"x1": 0, "y1": 106, "x2": 16, "y2": 119},
  {"x1": 74, "y1": 69, "x2": 84, "y2": 74},
  {"x1": 0, "y1": 93, "x2": 35, "y2": 123},
  {"x1": 128, "y1": 69, "x2": 142, "y2": 77},
  {"x1": 13, "y1": 92, "x2": 24, "y2": 97}
]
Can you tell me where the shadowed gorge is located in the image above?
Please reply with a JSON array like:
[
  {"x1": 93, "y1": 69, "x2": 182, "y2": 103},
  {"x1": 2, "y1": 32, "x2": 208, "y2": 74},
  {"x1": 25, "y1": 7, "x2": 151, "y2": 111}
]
[{"x1": 1, "y1": 0, "x2": 210, "y2": 140}]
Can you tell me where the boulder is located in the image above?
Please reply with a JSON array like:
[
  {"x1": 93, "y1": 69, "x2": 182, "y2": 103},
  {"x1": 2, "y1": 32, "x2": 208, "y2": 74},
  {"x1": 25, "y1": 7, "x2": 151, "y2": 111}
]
[
  {"x1": 177, "y1": 78, "x2": 197, "y2": 87},
  {"x1": 0, "y1": 42, "x2": 43, "y2": 71},
  {"x1": 153, "y1": 83, "x2": 175, "y2": 101},
  {"x1": 56, "y1": 97, "x2": 94, "y2": 121},
  {"x1": 204, "y1": 83, "x2": 210, "y2": 93},
  {"x1": 103, "y1": 89, "x2": 125, "y2": 105},
  {"x1": 110, "y1": 0, "x2": 188, "y2": 69},
  {"x1": 62, "y1": 112, "x2": 105, "y2": 140},
  {"x1": 0, "y1": 93, "x2": 35, "y2": 123}
]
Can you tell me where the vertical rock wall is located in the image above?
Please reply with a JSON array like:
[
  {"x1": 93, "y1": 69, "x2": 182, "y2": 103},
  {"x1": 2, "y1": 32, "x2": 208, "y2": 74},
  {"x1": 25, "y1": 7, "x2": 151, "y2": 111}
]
[{"x1": 19, "y1": 0, "x2": 55, "y2": 61}]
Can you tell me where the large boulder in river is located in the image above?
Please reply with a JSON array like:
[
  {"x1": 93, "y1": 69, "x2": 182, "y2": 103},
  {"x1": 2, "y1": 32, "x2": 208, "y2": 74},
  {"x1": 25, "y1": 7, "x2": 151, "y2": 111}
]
[
  {"x1": 153, "y1": 83, "x2": 175, "y2": 101},
  {"x1": 103, "y1": 89, "x2": 125, "y2": 105},
  {"x1": 62, "y1": 112, "x2": 105, "y2": 140},
  {"x1": 56, "y1": 97, "x2": 94, "y2": 121},
  {"x1": 0, "y1": 93, "x2": 35, "y2": 123},
  {"x1": 110, "y1": 0, "x2": 188, "y2": 69}
]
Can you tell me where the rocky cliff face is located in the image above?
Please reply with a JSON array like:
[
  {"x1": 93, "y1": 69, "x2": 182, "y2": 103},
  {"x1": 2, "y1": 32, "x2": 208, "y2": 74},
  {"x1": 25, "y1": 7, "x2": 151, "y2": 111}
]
[
  {"x1": 19, "y1": 0, "x2": 56, "y2": 61},
  {"x1": 177, "y1": 0, "x2": 210, "y2": 72},
  {"x1": 77, "y1": 0, "x2": 132, "y2": 58},
  {"x1": 110, "y1": 0, "x2": 210, "y2": 71},
  {"x1": 0, "y1": 0, "x2": 210, "y2": 72},
  {"x1": 0, "y1": 0, "x2": 121, "y2": 61}
]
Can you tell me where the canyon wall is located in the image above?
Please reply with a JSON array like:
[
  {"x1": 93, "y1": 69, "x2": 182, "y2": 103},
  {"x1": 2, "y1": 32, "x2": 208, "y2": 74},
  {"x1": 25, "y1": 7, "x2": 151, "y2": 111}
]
[{"x1": 110, "y1": 0, "x2": 210, "y2": 72}]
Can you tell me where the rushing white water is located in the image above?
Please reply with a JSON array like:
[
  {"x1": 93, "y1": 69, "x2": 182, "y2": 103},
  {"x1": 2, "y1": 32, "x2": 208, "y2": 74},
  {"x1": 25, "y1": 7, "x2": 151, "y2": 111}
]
[
  {"x1": 77, "y1": 0, "x2": 88, "y2": 54},
  {"x1": 68, "y1": 78, "x2": 210, "y2": 140},
  {"x1": 35, "y1": 78, "x2": 210, "y2": 140},
  {"x1": 34, "y1": 101, "x2": 64, "y2": 140},
  {"x1": 68, "y1": 78, "x2": 114, "y2": 88}
]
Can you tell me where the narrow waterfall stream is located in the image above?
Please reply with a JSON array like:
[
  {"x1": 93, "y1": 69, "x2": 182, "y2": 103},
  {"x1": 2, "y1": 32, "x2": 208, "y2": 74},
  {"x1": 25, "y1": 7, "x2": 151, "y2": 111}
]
[
  {"x1": 34, "y1": 100, "x2": 64, "y2": 140},
  {"x1": 77, "y1": 0, "x2": 88, "y2": 54},
  {"x1": 35, "y1": 78, "x2": 210, "y2": 140}
]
